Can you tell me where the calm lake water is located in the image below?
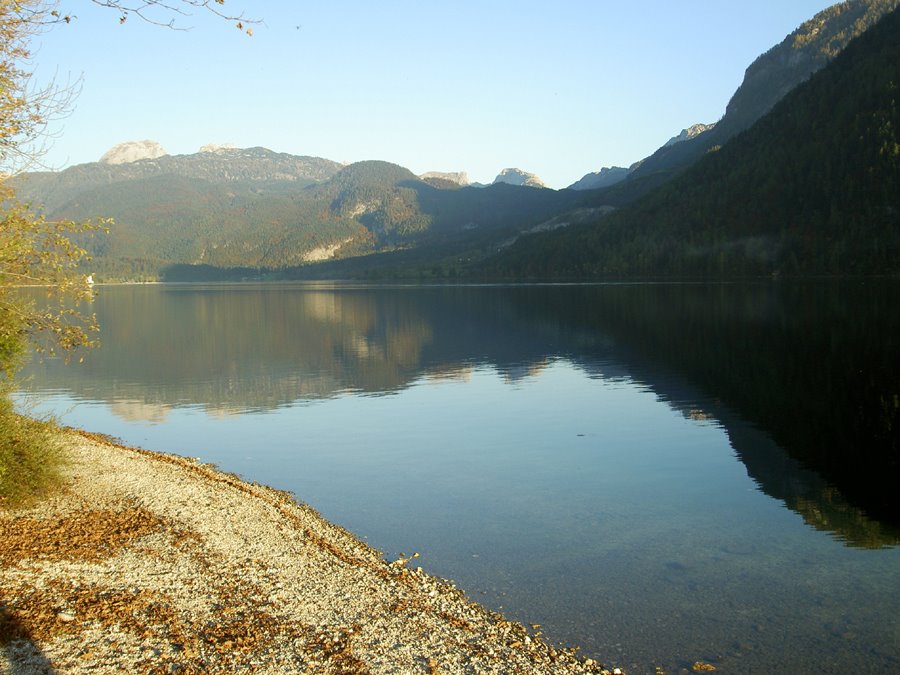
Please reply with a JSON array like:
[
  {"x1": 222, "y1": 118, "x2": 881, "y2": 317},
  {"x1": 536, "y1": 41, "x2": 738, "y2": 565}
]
[{"x1": 17, "y1": 281, "x2": 900, "y2": 674}]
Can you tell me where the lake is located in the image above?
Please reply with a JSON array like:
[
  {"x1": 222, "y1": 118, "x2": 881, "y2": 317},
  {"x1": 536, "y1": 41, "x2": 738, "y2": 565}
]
[{"x1": 17, "y1": 281, "x2": 900, "y2": 673}]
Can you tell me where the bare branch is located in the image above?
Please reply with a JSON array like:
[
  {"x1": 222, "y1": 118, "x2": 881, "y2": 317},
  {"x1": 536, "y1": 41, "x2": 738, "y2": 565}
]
[{"x1": 86, "y1": 0, "x2": 258, "y2": 33}]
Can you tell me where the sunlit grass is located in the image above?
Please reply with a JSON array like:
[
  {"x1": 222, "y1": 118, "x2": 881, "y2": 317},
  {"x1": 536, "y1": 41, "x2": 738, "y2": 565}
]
[{"x1": 0, "y1": 386, "x2": 66, "y2": 508}]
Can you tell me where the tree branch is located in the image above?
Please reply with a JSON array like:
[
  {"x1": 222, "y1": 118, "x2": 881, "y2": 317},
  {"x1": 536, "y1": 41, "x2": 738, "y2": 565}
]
[{"x1": 87, "y1": 1, "x2": 258, "y2": 33}]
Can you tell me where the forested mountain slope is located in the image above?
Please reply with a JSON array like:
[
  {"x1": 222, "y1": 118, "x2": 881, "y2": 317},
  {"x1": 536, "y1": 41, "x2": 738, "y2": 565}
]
[
  {"x1": 15, "y1": 2, "x2": 897, "y2": 282},
  {"x1": 17, "y1": 152, "x2": 578, "y2": 280},
  {"x1": 485, "y1": 7, "x2": 900, "y2": 278},
  {"x1": 589, "y1": 0, "x2": 899, "y2": 197},
  {"x1": 17, "y1": 147, "x2": 343, "y2": 211}
]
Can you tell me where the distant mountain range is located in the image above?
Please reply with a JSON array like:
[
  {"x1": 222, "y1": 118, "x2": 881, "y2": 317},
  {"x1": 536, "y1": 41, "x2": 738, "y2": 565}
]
[
  {"x1": 418, "y1": 167, "x2": 548, "y2": 189},
  {"x1": 13, "y1": 0, "x2": 898, "y2": 281},
  {"x1": 15, "y1": 147, "x2": 574, "y2": 280},
  {"x1": 567, "y1": 124, "x2": 715, "y2": 191}
]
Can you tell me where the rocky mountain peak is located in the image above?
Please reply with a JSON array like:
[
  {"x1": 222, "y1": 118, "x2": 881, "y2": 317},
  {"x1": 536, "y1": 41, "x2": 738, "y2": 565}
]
[
  {"x1": 99, "y1": 140, "x2": 168, "y2": 165},
  {"x1": 199, "y1": 143, "x2": 237, "y2": 153},
  {"x1": 492, "y1": 168, "x2": 546, "y2": 189},
  {"x1": 663, "y1": 123, "x2": 716, "y2": 147},
  {"x1": 419, "y1": 171, "x2": 469, "y2": 186},
  {"x1": 567, "y1": 166, "x2": 630, "y2": 191}
]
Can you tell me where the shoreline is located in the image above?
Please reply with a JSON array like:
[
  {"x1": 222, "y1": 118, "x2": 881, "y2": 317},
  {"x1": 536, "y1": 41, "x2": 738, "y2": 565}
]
[{"x1": 1, "y1": 429, "x2": 617, "y2": 674}]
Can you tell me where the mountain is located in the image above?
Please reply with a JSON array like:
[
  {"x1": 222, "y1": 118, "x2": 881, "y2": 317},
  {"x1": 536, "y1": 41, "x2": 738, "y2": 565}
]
[
  {"x1": 17, "y1": 145, "x2": 345, "y2": 214},
  {"x1": 625, "y1": 0, "x2": 899, "y2": 182},
  {"x1": 567, "y1": 166, "x2": 629, "y2": 191},
  {"x1": 99, "y1": 140, "x2": 168, "y2": 164},
  {"x1": 198, "y1": 143, "x2": 237, "y2": 153},
  {"x1": 17, "y1": 3, "x2": 895, "y2": 283},
  {"x1": 484, "y1": 6, "x2": 900, "y2": 278},
  {"x1": 15, "y1": 149, "x2": 579, "y2": 280},
  {"x1": 419, "y1": 171, "x2": 469, "y2": 187},
  {"x1": 492, "y1": 168, "x2": 546, "y2": 188},
  {"x1": 563, "y1": 2, "x2": 899, "y2": 220},
  {"x1": 661, "y1": 123, "x2": 715, "y2": 148},
  {"x1": 568, "y1": 0, "x2": 895, "y2": 201},
  {"x1": 288, "y1": 163, "x2": 576, "y2": 269},
  {"x1": 569, "y1": 124, "x2": 712, "y2": 191}
]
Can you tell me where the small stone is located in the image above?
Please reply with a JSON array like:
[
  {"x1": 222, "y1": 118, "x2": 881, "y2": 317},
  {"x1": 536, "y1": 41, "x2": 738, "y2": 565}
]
[{"x1": 58, "y1": 612, "x2": 76, "y2": 623}]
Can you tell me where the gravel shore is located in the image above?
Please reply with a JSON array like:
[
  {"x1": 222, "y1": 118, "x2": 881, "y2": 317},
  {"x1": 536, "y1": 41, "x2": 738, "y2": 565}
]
[{"x1": 1, "y1": 430, "x2": 618, "y2": 674}]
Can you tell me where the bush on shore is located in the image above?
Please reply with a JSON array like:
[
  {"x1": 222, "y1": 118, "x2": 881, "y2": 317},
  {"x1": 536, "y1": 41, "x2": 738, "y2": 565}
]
[{"x1": 0, "y1": 382, "x2": 65, "y2": 508}]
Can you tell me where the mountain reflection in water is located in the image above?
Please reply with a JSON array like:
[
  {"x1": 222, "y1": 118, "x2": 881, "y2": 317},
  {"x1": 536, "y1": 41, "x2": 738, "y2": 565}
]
[{"x1": 23, "y1": 281, "x2": 898, "y2": 550}]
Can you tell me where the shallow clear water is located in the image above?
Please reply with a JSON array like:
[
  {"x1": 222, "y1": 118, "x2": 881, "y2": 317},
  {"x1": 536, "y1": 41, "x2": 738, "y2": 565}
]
[{"x1": 16, "y1": 282, "x2": 900, "y2": 674}]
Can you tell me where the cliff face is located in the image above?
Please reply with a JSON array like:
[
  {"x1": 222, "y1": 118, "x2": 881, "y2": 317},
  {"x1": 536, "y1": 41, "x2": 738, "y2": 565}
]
[
  {"x1": 419, "y1": 171, "x2": 469, "y2": 186},
  {"x1": 99, "y1": 140, "x2": 168, "y2": 165},
  {"x1": 723, "y1": 0, "x2": 899, "y2": 132},
  {"x1": 662, "y1": 124, "x2": 715, "y2": 148},
  {"x1": 492, "y1": 168, "x2": 546, "y2": 188}
]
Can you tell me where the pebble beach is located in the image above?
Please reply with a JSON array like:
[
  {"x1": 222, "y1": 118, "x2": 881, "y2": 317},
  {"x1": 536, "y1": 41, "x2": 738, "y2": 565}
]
[{"x1": 1, "y1": 430, "x2": 619, "y2": 674}]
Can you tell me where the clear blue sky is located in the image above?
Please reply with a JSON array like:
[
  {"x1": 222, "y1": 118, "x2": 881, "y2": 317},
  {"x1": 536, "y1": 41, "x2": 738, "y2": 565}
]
[{"x1": 33, "y1": 0, "x2": 837, "y2": 188}]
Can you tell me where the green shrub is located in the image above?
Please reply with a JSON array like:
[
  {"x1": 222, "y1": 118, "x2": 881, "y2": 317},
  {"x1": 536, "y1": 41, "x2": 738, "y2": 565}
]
[{"x1": 0, "y1": 385, "x2": 66, "y2": 508}]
